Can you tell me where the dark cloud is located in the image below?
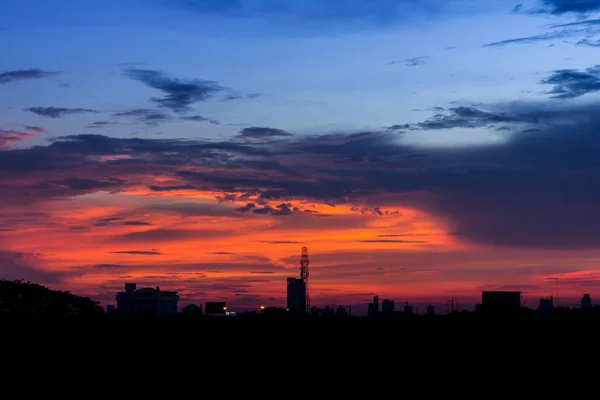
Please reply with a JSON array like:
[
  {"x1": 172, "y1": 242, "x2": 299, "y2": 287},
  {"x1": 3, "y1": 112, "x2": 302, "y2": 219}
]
[
  {"x1": 124, "y1": 68, "x2": 227, "y2": 113},
  {"x1": 536, "y1": 0, "x2": 600, "y2": 15},
  {"x1": 7, "y1": 97, "x2": 600, "y2": 249},
  {"x1": 122, "y1": 221, "x2": 153, "y2": 226},
  {"x1": 48, "y1": 178, "x2": 119, "y2": 190},
  {"x1": 0, "y1": 69, "x2": 60, "y2": 84},
  {"x1": 0, "y1": 250, "x2": 75, "y2": 284},
  {"x1": 109, "y1": 250, "x2": 163, "y2": 255},
  {"x1": 358, "y1": 239, "x2": 429, "y2": 243},
  {"x1": 233, "y1": 202, "x2": 318, "y2": 216},
  {"x1": 236, "y1": 127, "x2": 293, "y2": 139},
  {"x1": 87, "y1": 121, "x2": 119, "y2": 129},
  {"x1": 25, "y1": 107, "x2": 97, "y2": 118},
  {"x1": 403, "y1": 105, "x2": 546, "y2": 131},
  {"x1": 180, "y1": 115, "x2": 220, "y2": 125},
  {"x1": 112, "y1": 109, "x2": 171, "y2": 126},
  {"x1": 577, "y1": 38, "x2": 600, "y2": 46},
  {"x1": 149, "y1": 185, "x2": 197, "y2": 192},
  {"x1": 93, "y1": 264, "x2": 129, "y2": 269},
  {"x1": 540, "y1": 65, "x2": 600, "y2": 99}
]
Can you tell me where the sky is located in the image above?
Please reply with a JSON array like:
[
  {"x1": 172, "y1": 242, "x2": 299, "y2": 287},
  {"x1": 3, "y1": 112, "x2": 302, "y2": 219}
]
[{"x1": 2, "y1": 0, "x2": 600, "y2": 313}]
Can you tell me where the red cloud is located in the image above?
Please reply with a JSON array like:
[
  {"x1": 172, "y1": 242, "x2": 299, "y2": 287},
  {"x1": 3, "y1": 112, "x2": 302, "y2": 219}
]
[
  {"x1": 0, "y1": 130, "x2": 36, "y2": 148},
  {"x1": 24, "y1": 125, "x2": 47, "y2": 133}
]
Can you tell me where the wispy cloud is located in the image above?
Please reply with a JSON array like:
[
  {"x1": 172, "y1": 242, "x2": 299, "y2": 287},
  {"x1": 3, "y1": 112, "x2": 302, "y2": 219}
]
[
  {"x1": 535, "y1": 0, "x2": 600, "y2": 15},
  {"x1": 0, "y1": 69, "x2": 60, "y2": 84},
  {"x1": 483, "y1": 28, "x2": 586, "y2": 47},
  {"x1": 109, "y1": 250, "x2": 163, "y2": 255},
  {"x1": 236, "y1": 127, "x2": 292, "y2": 140},
  {"x1": 25, "y1": 107, "x2": 97, "y2": 118},
  {"x1": 540, "y1": 65, "x2": 600, "y2": 99},
  {"x1": 0, "y1": 130, "x2": 36, "y2": 148},
  {"x1": 389, "y1": 56, "x2": 428, "y2": 66},
  {"x1": 124, "y1": 68, "x2": 228, "y2": 113}
]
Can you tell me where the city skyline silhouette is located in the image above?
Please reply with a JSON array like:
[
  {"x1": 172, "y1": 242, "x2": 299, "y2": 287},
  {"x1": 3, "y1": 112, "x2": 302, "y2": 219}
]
[{"x1": 3, "y1": 0, "x2": 600, "y2": 313}]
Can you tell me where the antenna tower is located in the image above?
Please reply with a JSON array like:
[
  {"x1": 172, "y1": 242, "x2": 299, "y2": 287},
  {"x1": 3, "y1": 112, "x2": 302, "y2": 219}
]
[{"x1": 300, "y1": 246, "x2": 310, "y2": 312}]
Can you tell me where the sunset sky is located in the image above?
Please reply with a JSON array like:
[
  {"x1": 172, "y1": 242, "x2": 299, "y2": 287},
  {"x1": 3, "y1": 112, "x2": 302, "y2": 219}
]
[{"x1": 3, "y1": 0, "x2": 600, "y2": 313}]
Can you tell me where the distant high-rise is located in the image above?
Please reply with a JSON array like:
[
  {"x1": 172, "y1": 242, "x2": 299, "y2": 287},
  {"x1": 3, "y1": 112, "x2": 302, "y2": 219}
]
[
  {"x1": 404, "y1": 301, "x2": 413, "y2": 314},
  {"x1": 367, "y1": 295, "x2": 379, "y2": 317},
  {"x1": 287, "y1": 277, "x2": 306, "y2": 312},
  {"x1": 382, "y1": 299, "x2": 395, "y2": 313},
  {"x1": 285, "y1": 247, "x2": 310, "y2": 313},
  {"x1": 582, "y1": 294, "x2": 592, "y2": 309},
  {"x1": 426, "y1": 304, "x2": 435, "y2": 316},
  {"x1": 537, "y1": 296, "x2": 553, "y2": 317}
]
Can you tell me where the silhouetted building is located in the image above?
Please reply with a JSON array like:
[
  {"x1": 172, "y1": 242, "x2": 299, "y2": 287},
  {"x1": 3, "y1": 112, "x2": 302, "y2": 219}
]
[
  {"x1": 426, "y1": 304, "x2": 435, "y2": 316},
  {"x1": 205, "y1": 302, "x2": 227, "y2": 315},
  {"x1": 311, "y1": 306, "x2": 336, "y2": 316},
  {"x1": 182, "y1": 304, "x2": 203, "y2": 315},
  {"x1": 106, "y1": 305, "x2": 115, "y2": 313},
  {"x1": 262, "y1": 306, "x2": 288, "y2": 316},
  {"x1": 382, "y1": 299, "x2": 395, "y2": 313},
  {"x1": 336, "y1": 305, "x2": 348, "y2": 316},
  {"x1": 582, "y1": 294, "x2": 592, "y2": 309},
  {"x1": 481, "y1": 291, "x2": 521, "y2": 313},
  {"x1": 116, "y1": 283, "x2": 179, "y2": 316},
  {"x1": 287, "y1": 277, "x2": 307, "y2": 312},
  {"x1": 367, "y1": 295, "x2": 379, "y2": 317},
  {"x1": 403, "y1": 302, "x2": 413, "y2": 314},
  {"x1": 538, "y1": 297, "x2": 553, "y2": 316}
]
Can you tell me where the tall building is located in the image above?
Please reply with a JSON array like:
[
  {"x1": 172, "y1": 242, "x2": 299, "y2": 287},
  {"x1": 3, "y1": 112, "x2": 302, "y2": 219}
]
[
  {"x1": 582, "y1": 294, "x2": 592, "y2": 309},
  {"x1": 285, "y1": 247, "x2": 310, "y2": 313},
  {"x1": 426, "y1": 304, "x2": 435, "y2": 316},
  {"x1": 367, "y1": 295, "x2": 379, "y2": 317},
  {"x1": 115, "y1": 283, "x2": 179, "y2": 316},
  {"x1": 287, "y1": 278, "x2": 307, "y2": 312},
  {"x1": 403, "y1": 302, "x2": 413, "y2": 314},
  {"x1": 382, "y1": 299, "x2": 395, "y2": 313},
  {"x1": 538, "y1": 297, "x2": 553, "y2": 316}
]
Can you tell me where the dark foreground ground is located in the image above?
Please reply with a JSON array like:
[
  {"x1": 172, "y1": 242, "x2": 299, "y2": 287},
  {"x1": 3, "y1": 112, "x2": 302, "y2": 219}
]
[{"x1": 3, "y1": 312, "x2": 599, "y2": 368}]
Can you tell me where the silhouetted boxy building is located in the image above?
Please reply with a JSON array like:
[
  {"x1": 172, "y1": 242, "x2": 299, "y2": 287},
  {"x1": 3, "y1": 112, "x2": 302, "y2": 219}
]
[
  {"x1": 116, "y1": 283, "x2": 179, "y2": 316},
  {"x1": 287, "y1": 277, "x2": 307, "y2": 313},
  {"x1": 367, "y1": 295, "x2": 379, "y2": 317},
  {"x1": 426, "y1": 304, "x2": 435, "y2": 316},
  {"x1": 205, "y1": 302, "x2": 227, "y2": 314},
  {"x1": 481, "y1": 291, "x2": 521, "y2": 313},
  {"x1": 538, "y1": 297, "x2": 553, "y2": 316},
  {"x1": 582, "y1": 294, "x2": 592, "y2": 309},
  {"x1": 182, "y1": 304, "x2": 203, "y2": 315},
  {"x1": 382, "y1": 299, "x2": 395, "y2": 313}
]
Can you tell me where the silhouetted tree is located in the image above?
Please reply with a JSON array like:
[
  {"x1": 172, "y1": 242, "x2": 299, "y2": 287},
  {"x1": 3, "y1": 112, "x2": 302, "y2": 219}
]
[{"x1": 0, "y1": 279, "x2": 104, "y2": 318}]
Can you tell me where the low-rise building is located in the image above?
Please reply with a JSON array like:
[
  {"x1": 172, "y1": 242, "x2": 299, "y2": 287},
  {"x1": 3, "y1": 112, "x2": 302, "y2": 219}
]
[{"x1": 116, "y1": 283, "x2": 179, "y2": 316}]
